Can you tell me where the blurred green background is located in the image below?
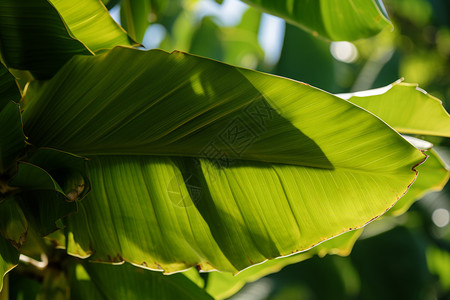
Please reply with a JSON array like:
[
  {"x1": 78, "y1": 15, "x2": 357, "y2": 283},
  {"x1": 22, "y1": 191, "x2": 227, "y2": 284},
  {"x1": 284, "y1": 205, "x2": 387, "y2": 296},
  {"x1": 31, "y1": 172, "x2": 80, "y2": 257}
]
[{"x1": 106, "y1": 0, "x2": 450, "y2": 298}]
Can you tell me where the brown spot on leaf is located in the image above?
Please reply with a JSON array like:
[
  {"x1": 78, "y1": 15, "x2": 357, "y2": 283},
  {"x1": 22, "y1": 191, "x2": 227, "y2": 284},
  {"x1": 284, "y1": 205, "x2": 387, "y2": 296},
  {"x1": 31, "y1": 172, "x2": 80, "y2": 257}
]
[{"x1": 106, "y1": 254, "x2": 123, "y2": 263}]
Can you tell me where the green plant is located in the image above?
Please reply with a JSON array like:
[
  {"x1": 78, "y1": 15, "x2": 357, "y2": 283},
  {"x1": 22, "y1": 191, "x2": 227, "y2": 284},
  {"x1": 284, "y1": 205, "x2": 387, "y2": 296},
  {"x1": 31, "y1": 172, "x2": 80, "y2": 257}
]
[{"x1": 0, "y1": 0, "x2": 449, "y2": 298}]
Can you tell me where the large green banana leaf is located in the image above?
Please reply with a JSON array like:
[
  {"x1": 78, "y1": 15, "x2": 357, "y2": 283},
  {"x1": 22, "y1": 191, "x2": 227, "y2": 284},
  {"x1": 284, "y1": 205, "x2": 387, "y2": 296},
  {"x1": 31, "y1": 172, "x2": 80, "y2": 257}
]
[
  {"x1": 241, "y1": 0, "x2": 391, "y2": 41},
  {"x1": 340, "y1": 81, "x2": 450, "y2": 137},
  {"x1": 21, "y1": 47, "x2": 424, "y2": 274}
]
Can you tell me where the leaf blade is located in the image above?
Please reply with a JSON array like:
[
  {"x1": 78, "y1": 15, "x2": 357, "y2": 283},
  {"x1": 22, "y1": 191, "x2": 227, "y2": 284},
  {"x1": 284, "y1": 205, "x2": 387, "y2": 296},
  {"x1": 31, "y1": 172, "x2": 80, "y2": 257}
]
[
  {"x1": 242, "y1": 0, "x2": 391, "y2": 41},
  {"x1": 20, "y1": 47, "x2": 424, "y2": 273},
  {"x1": 388, "y1": 148, "x2": 450, "y2": 216},
  {"x1": 340, "y1": 81, "x2": 450, "y2": 137},
  {"x1": 0, "y1": 0, "x2": 91, "y2": 79},
  {"x1": 65, "y1": 154, "x2": 421, "y2": 273},
  {"x1": 50, "y1": 0, "x2": 137, "y2": 51}
]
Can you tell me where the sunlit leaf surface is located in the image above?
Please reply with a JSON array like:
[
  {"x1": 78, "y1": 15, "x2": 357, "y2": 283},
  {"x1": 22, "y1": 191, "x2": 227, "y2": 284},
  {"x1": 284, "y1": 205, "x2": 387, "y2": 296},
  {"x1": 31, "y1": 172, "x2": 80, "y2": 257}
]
[
  {"x1": 341, "y1": 81, "x2": 450, "y2": 137},
  {"x1": 22, "y1": 47, "x2": 424, "y2": 273},
  {"x1": 50, "y1": 0, "x2": 136, "y2": 51}
]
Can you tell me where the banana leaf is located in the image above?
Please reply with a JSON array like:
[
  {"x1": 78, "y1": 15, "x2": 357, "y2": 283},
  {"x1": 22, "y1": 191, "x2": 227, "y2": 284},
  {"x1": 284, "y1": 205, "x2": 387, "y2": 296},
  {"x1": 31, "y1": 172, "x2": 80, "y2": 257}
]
[
  {"x1": 340, "y1": 81, "x2": 450, "y2": 137},
  {"x1": 21, "y1": 47, "x2": 424, "y2": 274},
  {"x1": 242, "y1": 0, "x2": 391, "y2": 41}
]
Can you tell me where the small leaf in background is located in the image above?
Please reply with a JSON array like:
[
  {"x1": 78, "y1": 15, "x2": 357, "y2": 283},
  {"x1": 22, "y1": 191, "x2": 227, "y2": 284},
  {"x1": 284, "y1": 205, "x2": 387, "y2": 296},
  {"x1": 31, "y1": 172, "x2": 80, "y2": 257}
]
[
  {"x1": 221, "y1": 7, "x2": 264, "y2": 68},
  {"x1": 241, "y1": 0, "x2": 391, "y2": 41},
  {"x1": 340, "y1": 81, "x2": 450, "y2": 137},
  {"x1": 120, "y1": 0, "x2": 151, "y2": 43},
  {"x1": 189, "y1": 17, "x2": 225, "y2": 61},
  {"x1": 49, "y1": 0, "x2": 137, "y2": 51}
]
